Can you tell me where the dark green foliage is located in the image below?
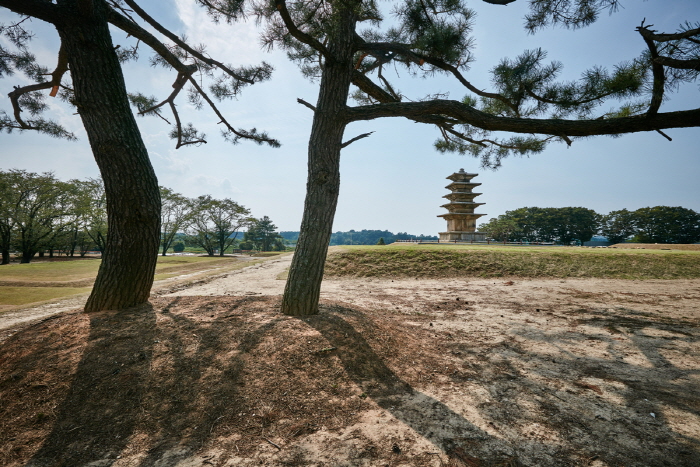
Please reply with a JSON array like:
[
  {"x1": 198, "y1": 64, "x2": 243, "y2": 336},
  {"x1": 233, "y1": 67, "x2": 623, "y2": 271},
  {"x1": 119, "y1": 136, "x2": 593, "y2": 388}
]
[
  {"x1": 376, "y1": 237, "x2": 385, "y2": 245},
  {"x1": 243, "y1": 216, "x2": 284, "y2": 251},
  {"x1": 187, "y1": 196, "x2": 252, "y2": 256},
  {"x1": 172, "y1": 241, "x2": 185, "y2": 252},
  {"x1": 633, "y1": 206, "x2": 700, "y2": 244},
  {"x1": 481, "y1": 207, "x2": 599, "y2": 245},
  {"x1": 478, "y1": 217, "x2": 522, "y2": 242},
  {"x1": 600, "y1": 209, "x2": 637, "y2": 244}
]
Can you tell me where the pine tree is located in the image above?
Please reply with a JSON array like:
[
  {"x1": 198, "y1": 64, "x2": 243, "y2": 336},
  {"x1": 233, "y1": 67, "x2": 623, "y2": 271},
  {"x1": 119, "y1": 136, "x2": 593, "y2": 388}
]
[
  {"x1": 0, "y1": 0, "x2": 277, "y2": 311},
  {"x1": 246, "y1": 0, "x2": 699, "y2": 315}
]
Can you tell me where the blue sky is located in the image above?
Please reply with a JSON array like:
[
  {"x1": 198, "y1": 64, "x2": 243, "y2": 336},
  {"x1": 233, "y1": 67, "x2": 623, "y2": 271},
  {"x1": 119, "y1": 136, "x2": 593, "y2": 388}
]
[{"x1": 1, "y1": 0, "x2": 699, "y2": 234}]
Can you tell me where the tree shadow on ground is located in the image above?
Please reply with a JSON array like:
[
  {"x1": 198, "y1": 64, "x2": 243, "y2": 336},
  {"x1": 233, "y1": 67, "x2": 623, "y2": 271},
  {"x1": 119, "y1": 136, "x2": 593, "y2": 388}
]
[
  {"x1": 10, "y1": 296, "x2": 700, "y2": 466},
  {"x1": 25, "y1": 297, "x2": 281, "y2": 467},
  {"x1": 27, "y1": 303, "x2": 157, "y2": 466},
  {"x1": 309, "y1": 303, "x2": 700, "y2": 466},
  {"x1": 306, "y1": 305, "x2": 519, "y2": 463}
]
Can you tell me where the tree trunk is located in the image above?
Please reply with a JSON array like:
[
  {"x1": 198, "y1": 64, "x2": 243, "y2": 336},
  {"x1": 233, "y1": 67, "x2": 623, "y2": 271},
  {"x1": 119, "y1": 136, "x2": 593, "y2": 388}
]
[
  {"x1": 1, "y1": 249, "x2": 8, "y2": 265},
  {"x1": 56, "y1": 4, "x2": 160, "y2": 312},
  {"x1": 281, "y1": 4, "x2": 358, "y2": 316}
]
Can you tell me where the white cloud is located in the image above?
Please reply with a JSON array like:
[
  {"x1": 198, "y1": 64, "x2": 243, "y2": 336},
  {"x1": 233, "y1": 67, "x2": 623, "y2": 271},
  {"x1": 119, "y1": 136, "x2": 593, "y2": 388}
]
[{"x1": 174, "y1": 0, "x2": 265, "y2": 66}]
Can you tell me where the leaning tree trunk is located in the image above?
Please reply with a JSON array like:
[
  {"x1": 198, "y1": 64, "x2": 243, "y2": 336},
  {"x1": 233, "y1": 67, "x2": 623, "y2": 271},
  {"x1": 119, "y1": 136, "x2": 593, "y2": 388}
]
[
  {"x1": 281, "y1": 4, "x2": 358, "y2": 316},
  {"x1": 57, "y1": 3, "x2": 160, "y2": 312}
]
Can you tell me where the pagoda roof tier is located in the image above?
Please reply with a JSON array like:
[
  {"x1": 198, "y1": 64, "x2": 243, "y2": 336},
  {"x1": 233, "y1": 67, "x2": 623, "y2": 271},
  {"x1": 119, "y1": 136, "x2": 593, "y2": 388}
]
[
  {"x1": 446, "y1": 168, "x2": 479, "y2": 183},
  {"x1": 437, "y1": 213, "x2": 487, "y2": 219},
  {"x1": 443, "y1": 194, "x2": 482, "y2": 203},
  {"x1": 441, "y1": 202, "x2": 485, "y2": 210},
  {"x1": 445, "y1": 181, "x2": 481, "y2": 192}
]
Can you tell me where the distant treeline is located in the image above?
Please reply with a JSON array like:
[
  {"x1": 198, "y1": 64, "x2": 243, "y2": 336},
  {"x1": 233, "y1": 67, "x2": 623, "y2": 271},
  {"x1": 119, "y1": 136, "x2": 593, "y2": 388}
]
[
  {"x1": 480, "y1": 206, "x2": 700, "y2": 245},
  {"x1": 280, "y1": 230, "x2": 438, "y2": 246}
]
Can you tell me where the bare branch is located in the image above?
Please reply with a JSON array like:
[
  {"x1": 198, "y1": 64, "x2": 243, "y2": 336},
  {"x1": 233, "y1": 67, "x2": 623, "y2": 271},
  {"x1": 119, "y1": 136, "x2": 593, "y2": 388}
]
[
  {"x1": 482, "y1": 0, "x2": 517, "y2": 4},
  {"x1": 345, "y1": 99, "x2": 700, "y2": 137},
  {"x1": 188, "y1": 77, "x2": 280, "y2": 147},
  {"x1": 653, "y1": 56, "x2": 700, "y2": 71},
  {"x1": 107, "y1": 7, "x2": 196, "y2": 75},
  {"x1": 637, "y1": 23, "x2": 665, "y2": 116},
  {"x1": 0, "y1": 0, "x2": 59, "y2": 23},
  {"x1": 138, "y1": 71, "x2": 192, "y2": 115},
  {"x1": 637, "y1": 24, "x2": 700, "y2": 43},
  {"x1": 655, "y1": 129, "x2": 672, "y2": 141},
  {"x1": 297, "y1": 98, "x2": 316, "y2": 111},
  {"x1": 341, "y1": 131, "x2": 374, "y2": 148},
  {"x1": 169, "y1": 100, "x2": 206, "y2": 148}
]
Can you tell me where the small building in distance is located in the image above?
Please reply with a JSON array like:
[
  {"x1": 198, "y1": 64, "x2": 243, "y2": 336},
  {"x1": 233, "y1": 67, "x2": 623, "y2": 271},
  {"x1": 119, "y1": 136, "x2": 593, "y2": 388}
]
[{"x1": 438, "y1": 169, "x2": 487, "y2": 242}]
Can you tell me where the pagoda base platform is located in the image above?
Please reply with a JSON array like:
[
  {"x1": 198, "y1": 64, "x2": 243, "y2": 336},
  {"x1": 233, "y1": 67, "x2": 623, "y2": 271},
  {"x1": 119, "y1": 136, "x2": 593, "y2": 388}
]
[{"x1": 439, "y1": 231, "x2": 487, "y2": 242}]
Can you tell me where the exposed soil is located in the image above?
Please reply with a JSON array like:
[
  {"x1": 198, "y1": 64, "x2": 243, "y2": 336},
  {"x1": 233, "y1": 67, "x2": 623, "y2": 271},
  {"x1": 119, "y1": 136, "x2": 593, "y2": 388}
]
[{"x1": 1, "y1": 254, "x2": 699, "y2": 466}]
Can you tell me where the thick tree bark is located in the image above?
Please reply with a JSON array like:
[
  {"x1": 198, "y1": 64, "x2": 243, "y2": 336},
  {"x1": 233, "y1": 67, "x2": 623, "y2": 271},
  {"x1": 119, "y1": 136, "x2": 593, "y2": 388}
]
[
  {"x1": 55, "y1": 2, "x2": 160, "y2": 312},
  {"x1": 281, "y1": 2, "x2": 358, "y2": 316}
]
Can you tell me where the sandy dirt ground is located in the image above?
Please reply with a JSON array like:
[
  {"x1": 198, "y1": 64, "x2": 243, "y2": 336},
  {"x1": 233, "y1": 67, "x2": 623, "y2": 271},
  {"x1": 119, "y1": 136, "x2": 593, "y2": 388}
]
[{"x1": 1, "y1": 254, "x2": 699, "y2": 466}]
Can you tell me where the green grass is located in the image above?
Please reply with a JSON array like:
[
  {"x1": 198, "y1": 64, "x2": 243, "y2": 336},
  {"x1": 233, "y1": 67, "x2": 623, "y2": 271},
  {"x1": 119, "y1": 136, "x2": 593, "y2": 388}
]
[
  {"x1": 0, "y1": 254, "x2": 265, "y2": 309},
  {"x1": 324, "y1": 244, "x2": 700, "y2": 279},
  {"x1": 0, "y1": 286, "x2": 92, "y2": 306},
  {"x1": 0, "y1": 259, "x2": 101, "y2": 282}
]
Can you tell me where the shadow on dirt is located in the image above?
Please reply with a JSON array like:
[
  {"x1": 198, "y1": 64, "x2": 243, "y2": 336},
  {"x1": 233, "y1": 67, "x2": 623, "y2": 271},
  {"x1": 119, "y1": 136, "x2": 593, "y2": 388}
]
[
  {"x1": 26, "y1": 303, "x2": 157, "y2": 466},
  {"x1": 3, "y1": 296, "x2": 698, "y2": 466},
  {"x1": 306, "y1": 305, "x2": 517, "y2": 463}
]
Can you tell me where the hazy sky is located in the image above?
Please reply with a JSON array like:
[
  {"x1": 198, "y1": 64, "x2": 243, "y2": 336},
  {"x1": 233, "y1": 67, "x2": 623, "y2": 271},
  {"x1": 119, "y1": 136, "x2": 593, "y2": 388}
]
[{"x1": 1, "y1": 0, "x2": 699, "y2": 234}]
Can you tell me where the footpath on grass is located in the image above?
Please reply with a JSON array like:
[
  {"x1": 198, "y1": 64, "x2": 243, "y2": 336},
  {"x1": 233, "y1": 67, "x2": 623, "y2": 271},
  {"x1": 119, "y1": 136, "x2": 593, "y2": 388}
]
[{"x1": 0, "y1": 254, "x2": 289, "y2": 335}]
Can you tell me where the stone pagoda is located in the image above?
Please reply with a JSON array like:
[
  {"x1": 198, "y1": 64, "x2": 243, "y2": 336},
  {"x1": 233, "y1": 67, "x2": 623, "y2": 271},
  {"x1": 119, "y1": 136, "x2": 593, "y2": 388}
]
[{"x1": 438, "y1": 169, "x2": 487, "y2": 242}]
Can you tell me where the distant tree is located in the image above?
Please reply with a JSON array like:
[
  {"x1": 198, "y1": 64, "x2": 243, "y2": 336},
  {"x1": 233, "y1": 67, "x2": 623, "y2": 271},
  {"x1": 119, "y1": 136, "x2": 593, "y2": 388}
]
[
  {"x1": 601, "y1": 209, "x2": 638, "y2": 244},
  {"x1": 189, "y1": 196, "x2": 252, "y2": 256},
  {"x1": 479, "y1": 216, "x2": 522, "y2": 241},
  {"x1": 60, "y1": 178, "x2": 100, "y2": 257},
  {"x1": 81, "y1": 179, "x2": 108, "y2": 254},
  {"x1": 489, "y1": 206, "x2": 599, "y2": 244},
  {"x1": 0, "y1": 171, "x2": 14, "y2": 264},
  {"x1": 244, "y1": 216, "x2": 284, "y2": 251},
  {"x1": 633, "y1": 206, "x2": 700, "y2": 244},
  {"x1": 376, "y1": 237, "x2": 385, "y2": 245},
  {"x1": 160, "y1": 187, "x2": 193, "y2": 256},
  {"x1": 172, "y1": 241, "x2": 185, "y2": 253},
  {"x1": 550, "y1": 207, "x2": 600, "y2": 245},
  {"x1": 3, "y1": 170, "x2": 73, "y2": 263}
]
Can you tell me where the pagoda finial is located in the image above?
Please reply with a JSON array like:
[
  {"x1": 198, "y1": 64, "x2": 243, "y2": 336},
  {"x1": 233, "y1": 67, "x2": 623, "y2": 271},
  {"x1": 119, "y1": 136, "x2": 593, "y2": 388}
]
[{"x1": 459, "y1": 168, "x2": 465, "y2": 173}]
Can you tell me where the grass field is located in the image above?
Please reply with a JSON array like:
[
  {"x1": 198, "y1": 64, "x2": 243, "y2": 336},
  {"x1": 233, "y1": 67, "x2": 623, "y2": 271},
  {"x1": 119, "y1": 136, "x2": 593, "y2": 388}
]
[
  {"x1": 324, "y1": 244, "x2": 700, "y2": 279},
  {"x1": 0, "y1": 254, "x2": 284, "y2": 309}
]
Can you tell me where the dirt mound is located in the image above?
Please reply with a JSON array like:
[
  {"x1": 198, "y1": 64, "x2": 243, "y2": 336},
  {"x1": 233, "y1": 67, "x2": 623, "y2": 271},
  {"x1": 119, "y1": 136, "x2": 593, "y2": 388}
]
[{"x1": 1, "y1": 294, "x2": 699, "y2": 466}]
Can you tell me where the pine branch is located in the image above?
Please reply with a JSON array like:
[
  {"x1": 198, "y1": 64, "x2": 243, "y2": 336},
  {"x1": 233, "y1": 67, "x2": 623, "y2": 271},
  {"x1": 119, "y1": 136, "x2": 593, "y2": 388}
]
[
  {"x1": 345, "y1": 99, "x2": 700, "y2": 136},
  {"x1": 638, "y1": 23, "x2": 666, "y2": 116},
  {"x1": 274, "y1": 0, "x2": 331, "y2": 60},
  {"x1": 122, "y1": 0, "x2": 256, "y2": 84},
  {"x1": 357, "y1": 41, "x2": 518, "y2": 113},
  {"x1": 187, "y1": 76, "x2": 280, "y2": 147},
  {"x1": 7, "y1": 42, "x2": 69, "y2": 131}
]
